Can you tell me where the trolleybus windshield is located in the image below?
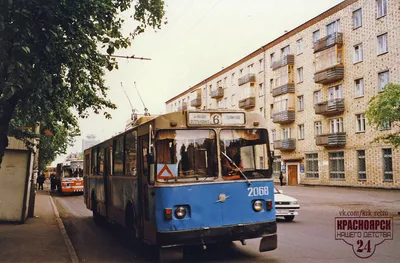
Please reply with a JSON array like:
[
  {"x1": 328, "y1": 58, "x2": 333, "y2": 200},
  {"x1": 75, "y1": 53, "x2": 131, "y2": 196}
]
[
  {"x1": 156, "y1": 129, "x2": 218, "y2": 182},
  {"x1": 220, "y1": 129, "x2": 271, "y2": 180}
]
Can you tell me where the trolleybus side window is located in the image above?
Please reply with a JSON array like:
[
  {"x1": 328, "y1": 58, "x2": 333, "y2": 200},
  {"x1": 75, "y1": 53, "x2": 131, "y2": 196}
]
[
  {"x1": 155, "y1": 129, "x2": 217, "y2": 181},
  {"x1": 92, "y1": 148, "x2": 98, "y2": 175},
  {"x1": 125, "y1": 130, "x2": 137, "y2": 176},
  {"x1": 113, "y1": 136, "x2": 124, "y2": 176},
  {"x1": 98, "y1": 147, "x2": 105, "y2": 176},
  {"x1": 220, "y1": 129, "x2": 271, "y2": 179}
]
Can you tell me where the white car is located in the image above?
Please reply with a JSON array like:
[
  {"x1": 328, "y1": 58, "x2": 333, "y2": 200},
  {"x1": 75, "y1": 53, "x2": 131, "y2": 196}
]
[{"x1": 274, "y1": 187, "x2": 300, "y2": 222}]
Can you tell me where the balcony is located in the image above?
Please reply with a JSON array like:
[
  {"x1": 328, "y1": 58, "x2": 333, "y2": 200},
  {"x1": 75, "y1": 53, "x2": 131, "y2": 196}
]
[
  {"x1": 272, "y1": 110, "x2": 295, "y2": 124},
  {"x1": 190, "y1": 97, "x2": 201, "y2": 107},
  {"x1": 274, "y1": 139, "x2": 296, "y2": 151},
  {"x1": 210, "y1": 87, "x2": 224, "y2": 99},
  {"x1": 314, "y1": 99, "x2": 344, "y2": 116},
  {"x1": 314, "y1": 32, "x2": 343, "y2": 53},
  {"x1": 271, "y1": 54, "x2": 295, "y2": 70},
  {"x1": 315, "y1": 132, "x2": 346, "y2": 147},
  {"x1": 238, "y1": 73, "x2": 256, "y2": 86},
  {"x1": 314, "y1": 65, "x2": 344, "y2": 84},
  {"x1": 178, "y1": 102, "x2": 187, "y2": 111},
  {"x1": 272, "y1": 83, "x2": 295, "y2": 97},
  {"x1": 238, "y1": 97, "x2": 255, "y2": 109}
]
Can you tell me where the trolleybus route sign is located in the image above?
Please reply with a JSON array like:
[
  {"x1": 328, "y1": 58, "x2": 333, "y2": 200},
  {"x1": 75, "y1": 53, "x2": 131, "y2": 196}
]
[{"x1": 187, "y1": 112, "x2": 245, "y2": 126}]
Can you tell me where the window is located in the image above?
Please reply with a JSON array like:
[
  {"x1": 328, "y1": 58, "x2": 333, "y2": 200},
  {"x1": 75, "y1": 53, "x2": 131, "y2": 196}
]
[
  {"x1": 329, "y1": 152, "x2": 345, "y2": 179},
  {"x1": 231, "y1": 72, "x2": 235, "y2": 84},
  {"x1": 315, "y1": 121, "x2": 322, "y2": 135},
  {"x1": 330, "y1": 118, "x2": 344, "y2": 133},
  {"x1": 283, "y1": 128, "x2": 291, "y2": 139},
  {"x1": 272, "y1": 156, "x2": 281, "y2": 177},
  {"x1": 125, "y1": 130, "x2": 137, "y2": 176},
  {"x1": 377, "y1": 0, "x2": 387, "y2": 18},
  {"x1": 113, "y1": 136, "x2": 124, "y2": 176},
  {"x1": 259, "y1": 107, "x2": 264, "y2": 116},
  {"x1": 297, "y1": 39, "x2": 304, "y2": 54},
  {"x1": 202, "y1": 87, "x2": 206, "y2": 99},
  {"x1": 383, "y1": 148, "x2": 393, "y2": 181},
  {"x1": 315, "y1": 46, "x2": 342, "y2": 72},
  {"x1": 281, "y1": 45, "x2": 290, "y2": 58},
  {"x1": 248, "y1": 63, "x2": 254, "y2": 73},
  {"x1": 271, "y1": 129, "x2": 276, "y2": 142},
  {"x1": 353, "y1": 43, "x2": 363, "y2": 63},
  {"x1": 269, "y1": 79, "x2": 274, "y2": 92},
  {"x1": 297, "y1": 67, "x2": 303, "y2": 83},
  {"x1": 273, "y1": 65, "x2": 290, "y2": 88},
  {"x1": 223, "y1": 77, "x2": 227, "y2": 87},
  {"x1": 224, "y1": 97, "x2": 227, "y2": 109},
  {"x1": 314, "y1": 90, "x2": 322, "y2": 105},
  {"x1": 239, "y1": 68, "x2": 243, "y2": 76},
  {"x1": 231, "y1": 94, "x2": 236, "y2": 106},
  {"x1": 357, "y1": 150, "x2": 366, "y2": 180},
  {"x1": 326, "y1": 19, "x2": 340, "y2": 36},
  {"x1": 306, "y1": 153, "x2": 319, "y2": 178},
  {"x1": 313, "y1": 30, "x2": 320, "y2": 43},
  {"x1": 298, "y1": 124, "x2": 305, "y2": 140},
  {"x1": 353, "y1": 8, "x2": 362, "y2": 28},
  {"x1": 297, "y1": 96, "x2": 304, "y2": 111},
  {"x1": 258, "y1": 83, "x2": 264, "y2": 97},
  {"x1": 259, "y1": 59, "x2": 264, "y2": 72},
  {"x1": 355, "y1": 79, "x2": 364, "y2": 97},
  {"x1": 270, "y1": 53, "x2": 275, "y2": 64},
  {"x1": 328, "y1": 85, "x2": 343, "y2": 103},
  {"x1": 377, "y1": 33, "x2": 388, "y2": 55},
  {"x1": 378, "y1": 71, "x2": 389, "y2": 91},
  {"x1": 356, "y1": 113, "x2": 366, "y2": 132},
  {"x1": 380, "y1": 121, "x2": 391, "y2": 130},
  {"x1": 273, "y1": 96, "x2": 288, "y2": 113}
]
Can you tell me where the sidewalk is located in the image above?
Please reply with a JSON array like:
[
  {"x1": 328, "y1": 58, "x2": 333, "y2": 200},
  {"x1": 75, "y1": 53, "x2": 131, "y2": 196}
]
[{"x1": 0, "y1": 187, "x2": 72, "y2": 263}]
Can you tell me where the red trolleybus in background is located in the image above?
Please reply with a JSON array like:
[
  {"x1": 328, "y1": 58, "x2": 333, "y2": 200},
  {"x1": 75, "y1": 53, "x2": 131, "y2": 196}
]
[
  {"x1": 83, "y1": 110, "x2": 277, "y2": 259},
  {"x1": 56, "y1": 159, "x2": 84, "y2": 194}
]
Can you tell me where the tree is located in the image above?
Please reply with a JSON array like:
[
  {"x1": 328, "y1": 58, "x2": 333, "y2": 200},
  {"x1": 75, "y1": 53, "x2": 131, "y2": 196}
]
[
  {"x1": 365, "y1": 83, "x2": 400, "y2": 148},
  {"x1": 0, "y1": 0, "x2": 166, "y2": 165}
]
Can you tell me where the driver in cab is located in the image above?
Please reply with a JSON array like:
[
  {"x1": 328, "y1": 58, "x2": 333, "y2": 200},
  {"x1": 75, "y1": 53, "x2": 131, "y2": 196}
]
[{"x1": 222, "y1": 144, "x2": 243, "y2": 179}]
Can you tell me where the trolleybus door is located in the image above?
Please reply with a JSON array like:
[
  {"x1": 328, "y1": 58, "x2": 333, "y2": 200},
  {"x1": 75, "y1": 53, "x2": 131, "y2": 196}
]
[
  {"x1": 138, "y1": 135, "x2": 156, "y2": 243},
  {"x1": 103, "y1": 147, "x2": 112, "y2": 217}
]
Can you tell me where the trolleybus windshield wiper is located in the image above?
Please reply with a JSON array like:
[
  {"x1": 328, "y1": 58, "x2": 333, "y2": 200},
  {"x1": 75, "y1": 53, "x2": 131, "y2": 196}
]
[{"x1": 221, "y1": 151, "x2": 251, "y2": 185}]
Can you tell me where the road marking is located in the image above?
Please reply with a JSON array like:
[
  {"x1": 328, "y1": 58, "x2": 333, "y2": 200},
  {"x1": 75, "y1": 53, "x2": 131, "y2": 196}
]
[{"x1": 49, "y1": 196, "x2": 79, "y2": 263}]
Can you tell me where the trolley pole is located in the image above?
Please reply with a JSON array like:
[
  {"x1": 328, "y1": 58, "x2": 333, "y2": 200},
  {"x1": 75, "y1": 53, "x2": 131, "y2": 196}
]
[{"x1": 28, "y1": 122, "x2": 40, "y2": 218}]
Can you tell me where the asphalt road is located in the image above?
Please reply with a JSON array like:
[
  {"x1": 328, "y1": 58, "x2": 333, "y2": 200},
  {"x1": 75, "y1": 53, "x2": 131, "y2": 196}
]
[{"x1": 53, "y1": 186, "x2": 400, "y2": 263}]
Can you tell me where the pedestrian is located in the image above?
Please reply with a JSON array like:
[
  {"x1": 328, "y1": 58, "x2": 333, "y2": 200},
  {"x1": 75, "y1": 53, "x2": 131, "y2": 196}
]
[
  {"x1": 38, "y1": 173, "x2": 45, "y2": 190},
  {"x1": 279, "y1": 171, "x2": 284, "y2": 186},
  {"x1": 50, "y1": 173, "x2": 56, "y2": 191}
]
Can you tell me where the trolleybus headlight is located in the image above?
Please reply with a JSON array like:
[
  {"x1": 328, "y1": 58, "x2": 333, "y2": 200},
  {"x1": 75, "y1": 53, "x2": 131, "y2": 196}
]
[
  {"x1": 253, "y1": 200, "x2": 263, "y2": 212},
  {"x1": 175, "y1": 206, "x2": 187, "y2": 219}
]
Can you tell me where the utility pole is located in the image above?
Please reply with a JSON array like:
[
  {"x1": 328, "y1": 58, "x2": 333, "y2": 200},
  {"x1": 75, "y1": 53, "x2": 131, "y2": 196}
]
[{"x1": 28, "y1": 122, "x2": 40, "y2": 218}]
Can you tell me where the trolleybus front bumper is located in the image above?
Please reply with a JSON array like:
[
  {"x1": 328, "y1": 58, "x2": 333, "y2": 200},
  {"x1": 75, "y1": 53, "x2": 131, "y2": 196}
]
[{"x1": 157, "y1": 220, "x2": 277, "y2": 252}]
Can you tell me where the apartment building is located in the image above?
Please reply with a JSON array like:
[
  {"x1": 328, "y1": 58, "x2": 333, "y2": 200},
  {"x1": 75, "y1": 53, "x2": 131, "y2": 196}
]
[{"x1": 165, "y1": 0, "x2": 399, "y2": 188}]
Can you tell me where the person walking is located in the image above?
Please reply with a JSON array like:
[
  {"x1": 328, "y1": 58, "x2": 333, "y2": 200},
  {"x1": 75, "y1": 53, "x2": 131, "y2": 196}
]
[
  {"x1": 50, "y1": 173, "x2": 56, "y2": 191},
  {"x1": 279, "y1": 171, "x2": 284, "y2": 186},
  {"x1": 38, "y1": 173, "x2": 45, "y2": 190}
]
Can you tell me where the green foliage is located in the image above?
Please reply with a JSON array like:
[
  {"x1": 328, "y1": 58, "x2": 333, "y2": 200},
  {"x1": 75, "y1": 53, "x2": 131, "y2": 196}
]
[
  {"x1": 0, "y1": 0, "x2": 166, "y2": 165},
  {"x1": 365, "y1": 83, "x2": 400, "y2": 148}
]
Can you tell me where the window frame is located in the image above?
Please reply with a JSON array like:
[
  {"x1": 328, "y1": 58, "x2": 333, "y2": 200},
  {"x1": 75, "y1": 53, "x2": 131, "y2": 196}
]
[
  {"x1": 357, "y1": 150, "x2": 366, "y2": 180},
  {"x1": 376, "y1": 0, "x2": 387, "y2": 19},
  {"x1": 298, "y1": 124, "x2": 305, "y2": 140},
  {"x1": 355, "y1": 78, "x2": 364, "y2": 98},
  {"x1": 356, "y1": 113, "x2": 366, "y2": 133},
  {"x1": 377, "y1": 33, "x2": 388, "y2": 55},
  {"x1": 353, "y1": 43, "x2": 363, "y2": 63},
  {"x1": 297, "y1": 67, "x2": 303, "y2": 83},
  {"x1": 297, "y1": 95, "x2": 304, "y2": 111},
  {"x1": 378, "y1": 70, "x2": 389, "y2": 92},
  {"x1": 329, "y1": 151, "x2": 345, "y2": 180},
  {"x1": 382, "y1": 148, "x2": 393, "y2": 181},
  {"x1": 315, "y1": 121, "x2": 322, "y2": 136},
  {"x1": 352, "y1": 8, "x2": 362, "y2": 29},
  {"x1": 305, "y1": 153, "x2": 319, "y2": 179}
]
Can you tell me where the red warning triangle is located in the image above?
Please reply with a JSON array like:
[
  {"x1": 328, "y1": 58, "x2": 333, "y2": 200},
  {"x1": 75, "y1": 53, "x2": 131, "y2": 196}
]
[{"x1": 157, "y1": 164, "x2": 174, "y2": 179}]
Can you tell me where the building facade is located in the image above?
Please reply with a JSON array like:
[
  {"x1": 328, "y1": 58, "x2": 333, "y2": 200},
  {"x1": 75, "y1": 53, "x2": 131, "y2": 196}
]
[{"x1": 165, "y1": 0, "x2": 399, "y2": 188}]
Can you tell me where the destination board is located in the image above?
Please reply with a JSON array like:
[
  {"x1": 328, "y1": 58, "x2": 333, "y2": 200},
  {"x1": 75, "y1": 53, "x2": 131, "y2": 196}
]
[{"x1": 187, "y1": 112, "x2": 245, "y2": 126}]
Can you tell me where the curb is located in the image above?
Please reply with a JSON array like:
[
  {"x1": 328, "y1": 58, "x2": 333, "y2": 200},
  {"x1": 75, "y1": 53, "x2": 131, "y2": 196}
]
[{"x1": 49, "y1": 196, "x2": 79, "y2": 263}]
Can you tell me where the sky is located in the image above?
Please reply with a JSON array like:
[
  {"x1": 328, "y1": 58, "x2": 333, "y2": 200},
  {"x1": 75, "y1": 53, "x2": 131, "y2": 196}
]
[{"x1": 52, "y1": 0, "x2": 343, "y2": 165}]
